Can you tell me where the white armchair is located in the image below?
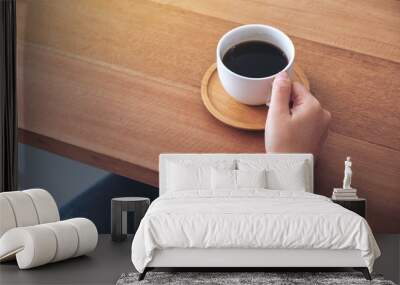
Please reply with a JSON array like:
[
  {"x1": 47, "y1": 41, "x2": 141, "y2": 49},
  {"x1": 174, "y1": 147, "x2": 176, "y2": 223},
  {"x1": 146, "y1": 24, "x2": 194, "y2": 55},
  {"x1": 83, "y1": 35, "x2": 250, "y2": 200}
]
[{"x1": 0, "y1": 189, "x2": 98, "y2": 269}]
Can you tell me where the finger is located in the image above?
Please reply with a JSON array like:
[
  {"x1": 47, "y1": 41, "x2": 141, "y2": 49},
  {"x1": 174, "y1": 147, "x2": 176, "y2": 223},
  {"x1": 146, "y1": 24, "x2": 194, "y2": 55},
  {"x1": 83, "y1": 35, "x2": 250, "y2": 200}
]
[
  {"x1": 269, "y1": 72, "x2": 292, "y2": 116},
  {"x1": 313, "y1": 113, "x2": 331, "y2": 160},
  {"x1": 323, "y1": 110, "x2": 332, "y2": 125},
  {"x1": 319, "y1": 127, "x2": 330, "y2": 156},
  {"x1": 317, "y1": 110, "x2": 331, "y2": 156},
  {"x1": 291, "y1": 82, "x2": 311, "y2": 107}
]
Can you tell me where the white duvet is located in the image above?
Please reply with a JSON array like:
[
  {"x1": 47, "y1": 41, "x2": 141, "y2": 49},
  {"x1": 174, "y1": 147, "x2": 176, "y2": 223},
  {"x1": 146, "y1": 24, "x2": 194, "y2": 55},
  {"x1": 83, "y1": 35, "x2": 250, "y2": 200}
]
[{"x1": 131, "y1": 190, "x2": 380, "y2": 273}]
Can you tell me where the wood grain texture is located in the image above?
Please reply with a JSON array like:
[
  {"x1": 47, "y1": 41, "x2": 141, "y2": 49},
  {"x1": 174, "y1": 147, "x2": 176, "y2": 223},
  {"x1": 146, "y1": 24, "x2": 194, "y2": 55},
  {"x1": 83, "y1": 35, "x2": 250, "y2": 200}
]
[
  {"x1": 16, "y1": 0, "x2": 400, "y2": 232},
  {"x1": 201, "y1": 63, "x2": 309, "y2": 130},
  {"x1": 16, "y1": 0, "x2": 400, "y2": 148},
  {"x1": 18, "y1": 130, "x2": 159, "y2": 187},
  {"x1": 151, "y1": 0, "x2": 400, "y2": 63}
]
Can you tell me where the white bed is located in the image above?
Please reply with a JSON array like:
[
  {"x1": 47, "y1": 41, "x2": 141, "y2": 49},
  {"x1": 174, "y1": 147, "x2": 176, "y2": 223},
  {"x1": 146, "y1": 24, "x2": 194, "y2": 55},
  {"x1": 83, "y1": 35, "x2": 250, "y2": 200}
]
[{"x1": 131, "y1": 154, "x2": 380, "y2": 280}]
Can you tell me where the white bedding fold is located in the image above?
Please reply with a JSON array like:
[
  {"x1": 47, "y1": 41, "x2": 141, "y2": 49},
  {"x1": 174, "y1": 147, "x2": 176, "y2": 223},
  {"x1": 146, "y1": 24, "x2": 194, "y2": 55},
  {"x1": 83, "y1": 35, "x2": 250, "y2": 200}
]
[{"x1": 131, "y1": 190, "x2": 380, "y2": 273}]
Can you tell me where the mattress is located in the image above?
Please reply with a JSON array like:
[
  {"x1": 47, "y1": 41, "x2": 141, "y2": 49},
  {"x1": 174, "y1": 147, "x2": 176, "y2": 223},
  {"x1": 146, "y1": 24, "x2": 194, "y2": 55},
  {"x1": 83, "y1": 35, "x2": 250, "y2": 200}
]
[{"x1": 131, "y1": 190, "x2": 380, "y2": 273}]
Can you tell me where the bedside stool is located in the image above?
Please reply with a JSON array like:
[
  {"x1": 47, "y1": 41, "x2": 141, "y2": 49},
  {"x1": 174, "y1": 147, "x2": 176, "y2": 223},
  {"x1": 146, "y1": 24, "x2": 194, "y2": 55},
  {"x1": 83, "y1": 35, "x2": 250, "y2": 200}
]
[
  {"x1": 332, "y1": 198, "x2": 366, "y2": 218},
  {"x1": 111, "y1": 197, "x2": 150, "y2": 242}
]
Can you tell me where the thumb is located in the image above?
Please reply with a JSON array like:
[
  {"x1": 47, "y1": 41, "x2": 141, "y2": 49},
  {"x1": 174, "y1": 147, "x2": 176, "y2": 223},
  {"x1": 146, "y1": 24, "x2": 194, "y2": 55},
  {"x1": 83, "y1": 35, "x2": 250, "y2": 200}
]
[{"x1": 269, "y1": 72, "x2": 291, "y2": 115}]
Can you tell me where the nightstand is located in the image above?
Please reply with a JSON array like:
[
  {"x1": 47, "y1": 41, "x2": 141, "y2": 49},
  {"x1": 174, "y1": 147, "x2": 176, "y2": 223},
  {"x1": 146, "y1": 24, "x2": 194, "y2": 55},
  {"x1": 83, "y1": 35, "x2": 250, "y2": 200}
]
[
  {"x1": 332, "y1": 198, "x2": 366, "y2": 218},
  {"x1": 111, "y1": 197, "x2": 150, "y2": 242}
]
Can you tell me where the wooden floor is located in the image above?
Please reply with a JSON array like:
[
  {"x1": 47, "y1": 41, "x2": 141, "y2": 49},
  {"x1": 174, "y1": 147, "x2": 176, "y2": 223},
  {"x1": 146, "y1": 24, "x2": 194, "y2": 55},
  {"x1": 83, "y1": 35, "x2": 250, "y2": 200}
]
[{"x1": 16, "y1": 0, "x2": 400, "y2": 233}]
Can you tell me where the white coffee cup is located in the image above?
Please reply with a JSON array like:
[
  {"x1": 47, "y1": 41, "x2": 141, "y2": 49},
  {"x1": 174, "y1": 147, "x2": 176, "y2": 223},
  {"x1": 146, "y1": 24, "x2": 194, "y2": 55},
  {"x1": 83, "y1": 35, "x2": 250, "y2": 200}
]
[{"x1": 216, "y1": 24, "x2": 295, "y2": 106}]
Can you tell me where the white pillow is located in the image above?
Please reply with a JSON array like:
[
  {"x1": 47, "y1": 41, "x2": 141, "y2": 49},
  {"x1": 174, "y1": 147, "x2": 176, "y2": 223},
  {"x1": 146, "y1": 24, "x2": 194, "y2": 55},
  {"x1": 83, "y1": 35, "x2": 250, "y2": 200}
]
[
  {"x1": 167, "y1": 160, "x2": 235, "y2": 191},
  {"x1": 236, "y1": 169, "x2": 267, "y2": 188},
  {"x1": 238, "y1": 159, "x2": 308, "y2": 191},
  {"x1": 267, "y1": 166, "x2": 306, "y2": 191},
  {"x1": 211, "y1": 169, "x2": 267, "y2": 190},
  {"x1": 211, "y1": 168, "x2": 236, "y2": 190},
  {"x1": 167, "y1": 163, "x2": 210, "y2": 191}
]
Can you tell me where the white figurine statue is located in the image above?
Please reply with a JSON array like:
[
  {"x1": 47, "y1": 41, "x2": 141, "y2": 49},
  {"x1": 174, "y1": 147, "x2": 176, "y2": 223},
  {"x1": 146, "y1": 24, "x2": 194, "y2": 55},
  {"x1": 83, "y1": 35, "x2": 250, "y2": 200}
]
[{"x1": 342, "y1": 156, "x2": 352, "y2": 189}]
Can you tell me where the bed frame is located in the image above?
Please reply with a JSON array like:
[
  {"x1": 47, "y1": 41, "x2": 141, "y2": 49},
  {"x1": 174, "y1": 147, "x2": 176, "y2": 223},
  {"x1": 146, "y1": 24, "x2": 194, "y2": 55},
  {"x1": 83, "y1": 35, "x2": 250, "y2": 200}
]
[
  {"x1": 142, "y1": 248, "x2": 370, "y2": 280},
  {"x1": 139, "y1": 154, "x2": 371, "y2": 280}
]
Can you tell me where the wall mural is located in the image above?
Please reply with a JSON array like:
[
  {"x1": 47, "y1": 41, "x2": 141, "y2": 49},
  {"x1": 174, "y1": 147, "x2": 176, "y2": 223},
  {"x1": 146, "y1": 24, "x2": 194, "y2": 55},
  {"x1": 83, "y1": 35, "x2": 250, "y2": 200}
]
[{"x1": 16, "y1": 0, "x2": 400, "y2": 233}]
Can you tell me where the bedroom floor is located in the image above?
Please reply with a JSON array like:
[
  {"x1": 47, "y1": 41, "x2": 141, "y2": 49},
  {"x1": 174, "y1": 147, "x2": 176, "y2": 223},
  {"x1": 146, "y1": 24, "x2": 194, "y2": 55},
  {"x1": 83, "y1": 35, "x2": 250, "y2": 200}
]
[
  {"x1": 0, "y1": 235, "x2": 398, "y2": 285},
  {"x1": 0, "y1": 235, "x2": 133, "y2": 285}
]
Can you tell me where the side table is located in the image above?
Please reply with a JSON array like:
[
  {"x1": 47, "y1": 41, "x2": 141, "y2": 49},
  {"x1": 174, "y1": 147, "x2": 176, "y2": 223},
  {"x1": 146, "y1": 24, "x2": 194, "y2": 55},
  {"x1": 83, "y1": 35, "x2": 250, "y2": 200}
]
[
  {"x1": 111, "y1": 197, "x2": 150, "y2": 242},
  {"x1": 332, "y1": 198, "x2": 366, "y2": 218}
]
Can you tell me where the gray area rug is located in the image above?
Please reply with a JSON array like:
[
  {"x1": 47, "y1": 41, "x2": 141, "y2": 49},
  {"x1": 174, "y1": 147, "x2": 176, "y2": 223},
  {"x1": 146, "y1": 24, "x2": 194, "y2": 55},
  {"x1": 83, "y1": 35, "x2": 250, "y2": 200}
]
[{"x1": 117, "y1": 272, "x2": 396, "y2": 285}]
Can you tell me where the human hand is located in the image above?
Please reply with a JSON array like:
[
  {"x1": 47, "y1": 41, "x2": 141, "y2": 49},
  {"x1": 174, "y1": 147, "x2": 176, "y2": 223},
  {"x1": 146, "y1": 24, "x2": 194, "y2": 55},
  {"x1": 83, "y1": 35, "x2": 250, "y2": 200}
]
[{"x1": 265, "y1": 72, "x2": 331, "y2": 157}]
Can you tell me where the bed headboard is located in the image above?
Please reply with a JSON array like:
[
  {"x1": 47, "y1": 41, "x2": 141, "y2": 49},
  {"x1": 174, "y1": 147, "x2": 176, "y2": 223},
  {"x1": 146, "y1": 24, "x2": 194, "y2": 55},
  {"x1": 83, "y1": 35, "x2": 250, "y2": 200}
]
[{"x1": 159, "y1": 153, "x2": 314, "y2": 195}]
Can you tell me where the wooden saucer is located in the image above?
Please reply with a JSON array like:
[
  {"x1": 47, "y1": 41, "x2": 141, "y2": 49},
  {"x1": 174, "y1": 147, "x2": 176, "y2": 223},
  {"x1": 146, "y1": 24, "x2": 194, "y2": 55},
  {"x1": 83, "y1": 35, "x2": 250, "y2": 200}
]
[{"x1": 201, "y1": 63, "x2": 309, "y2": 131}]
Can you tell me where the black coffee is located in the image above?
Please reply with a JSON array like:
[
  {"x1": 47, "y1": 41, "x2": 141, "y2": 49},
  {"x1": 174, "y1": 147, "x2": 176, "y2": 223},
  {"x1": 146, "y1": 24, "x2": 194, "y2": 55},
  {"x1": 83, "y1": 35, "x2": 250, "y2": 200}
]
[{"x1": 222, "y1": 41, "x2": 288, "y2": 78}]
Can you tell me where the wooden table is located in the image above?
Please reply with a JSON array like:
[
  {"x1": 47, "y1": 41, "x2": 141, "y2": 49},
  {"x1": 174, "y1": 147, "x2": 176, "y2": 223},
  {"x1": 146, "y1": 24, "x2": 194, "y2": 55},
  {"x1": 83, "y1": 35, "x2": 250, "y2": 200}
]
[{"x1": 16, "y1": 0, "x2": 400, "y2": 233}]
